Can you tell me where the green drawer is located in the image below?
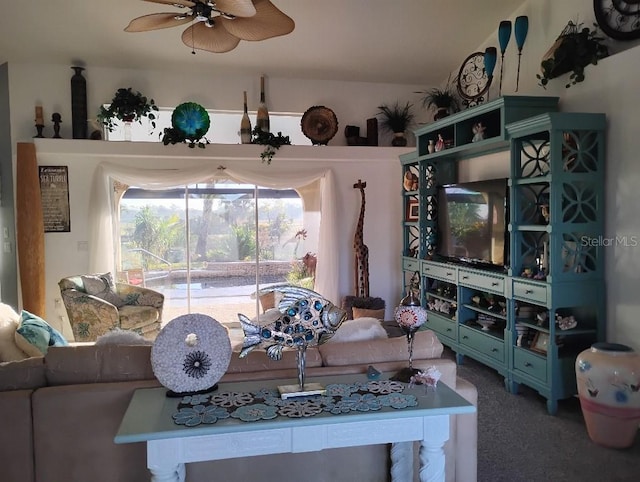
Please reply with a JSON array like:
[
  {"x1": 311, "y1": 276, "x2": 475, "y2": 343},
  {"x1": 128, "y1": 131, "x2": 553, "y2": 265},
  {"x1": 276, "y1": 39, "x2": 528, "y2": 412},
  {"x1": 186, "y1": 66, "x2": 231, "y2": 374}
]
[
  {"x1": 403, "y1": 257, "x2": 420, "y2": 272},
  {"x1": 458, "y1": 269, "x2": 505, "y2": 295},
  {"x1": 513, "y1": 348, "x2": 547, "y2": 383},
  {"x1": 513, "y1": 280, "x2": 548, "y2": 305},
  {"x1": 459, "y1": 325, "x2": 504, "y2": 362},
  {"x1": 422, "y1": 262, "x2": 457, "y2": 283},
  {"x1": 426, "y1": 313, "x2": 457, "y2": 342}
]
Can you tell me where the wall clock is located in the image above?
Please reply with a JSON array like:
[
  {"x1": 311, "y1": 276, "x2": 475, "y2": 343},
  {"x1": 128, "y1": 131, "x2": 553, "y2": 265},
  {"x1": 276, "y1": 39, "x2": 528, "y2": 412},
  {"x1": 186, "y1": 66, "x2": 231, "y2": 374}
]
[
  {"x1": 594, "y1": 0, "x2": 640, "y2": 40},
  {"x1": 456, "y1": 52, "x2": 491, "y2": 107}
]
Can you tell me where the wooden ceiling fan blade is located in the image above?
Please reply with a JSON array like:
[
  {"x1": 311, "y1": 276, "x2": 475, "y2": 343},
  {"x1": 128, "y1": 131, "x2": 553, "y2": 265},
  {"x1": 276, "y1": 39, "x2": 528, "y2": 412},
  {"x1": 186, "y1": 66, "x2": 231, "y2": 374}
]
[
  {"x1": 143, "y1": 0, "x2": 195, "y2": 7},
  {"x1": 223, "y1": 0, "x2": 294, "y2": 41},
  {"x1": 181, "y1": 22, "x2": 241, "y2": 53},
  {"x1": 125, "y1": 13, "x2": 193, "y2": 32},
  {"x1": 215, "y1": 0, "x2": 257, "y2": 18}
]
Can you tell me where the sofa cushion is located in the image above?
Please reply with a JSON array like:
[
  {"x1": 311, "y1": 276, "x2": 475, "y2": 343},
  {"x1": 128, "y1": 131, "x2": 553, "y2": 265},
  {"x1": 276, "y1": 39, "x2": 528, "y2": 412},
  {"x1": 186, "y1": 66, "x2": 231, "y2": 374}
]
[
  {"x1": 319, "y1": 329, "x2": 443, "y2": 366},
  {"x1": 0, "y1": 356, "x2": 46, "y2": 390},
  {"x1": 81, "y1": 272, "x2": 125, "y2": 307},
  {"x1": 226, "y1": 347, "x2": 322, "y2": 374},
  {"x1": 351, "y1": 307, "x2": 386, "y2": 320},
  {"x1": 45, "y1": 345, "x2": 155, "y2": 385},
  {"x1": 14, "y1": 310, "x2": 68, "y2": 357},
  {"x1": 327, "y1": 317, "x2": 388, "y2": 343}
]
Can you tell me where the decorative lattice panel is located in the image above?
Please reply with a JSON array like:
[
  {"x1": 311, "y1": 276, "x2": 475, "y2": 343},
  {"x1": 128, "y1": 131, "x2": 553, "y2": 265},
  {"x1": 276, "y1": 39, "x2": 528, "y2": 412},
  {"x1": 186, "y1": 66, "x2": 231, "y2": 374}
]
[
  {"x1": 561, "y1": 130, "x2": 599, "y2": 174},
  {"x1": 561, "y1": 181, "x2": 598, "y2": 223},
  {"x1": 561, "y1": 233, "x2": 598, "y2": 275},
  {"x1": 518, "y1": 139, "x2": 550, "y2": 178}
]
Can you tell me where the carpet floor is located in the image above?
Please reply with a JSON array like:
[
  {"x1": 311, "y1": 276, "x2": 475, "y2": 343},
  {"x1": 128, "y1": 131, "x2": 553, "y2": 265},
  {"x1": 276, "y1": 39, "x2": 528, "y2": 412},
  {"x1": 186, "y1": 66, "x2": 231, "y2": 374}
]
[{"x1": 443, "y1": 348, "x2": 640, "y2": 482}]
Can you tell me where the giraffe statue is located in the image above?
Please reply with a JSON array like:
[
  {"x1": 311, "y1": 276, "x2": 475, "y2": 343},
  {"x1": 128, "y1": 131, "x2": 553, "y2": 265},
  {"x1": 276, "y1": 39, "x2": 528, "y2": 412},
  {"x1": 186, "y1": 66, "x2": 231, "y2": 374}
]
[{"x1": 353, "y1": 179, "x2": 370, "y2": 298}]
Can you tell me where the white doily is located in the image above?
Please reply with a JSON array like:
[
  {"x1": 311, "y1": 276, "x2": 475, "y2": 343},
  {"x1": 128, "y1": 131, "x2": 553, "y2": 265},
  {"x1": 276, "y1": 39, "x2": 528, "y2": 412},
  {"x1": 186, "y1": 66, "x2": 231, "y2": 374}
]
[{"x1": 151, "y1": 314, "x2": 232, "y2": 394}]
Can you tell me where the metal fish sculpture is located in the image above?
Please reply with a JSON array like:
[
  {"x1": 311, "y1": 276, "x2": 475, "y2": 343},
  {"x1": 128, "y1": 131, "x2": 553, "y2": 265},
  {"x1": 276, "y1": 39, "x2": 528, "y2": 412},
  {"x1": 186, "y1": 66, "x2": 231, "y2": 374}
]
[{"x1": 238, "y1": 286, "x2": 347, "y2": 361}]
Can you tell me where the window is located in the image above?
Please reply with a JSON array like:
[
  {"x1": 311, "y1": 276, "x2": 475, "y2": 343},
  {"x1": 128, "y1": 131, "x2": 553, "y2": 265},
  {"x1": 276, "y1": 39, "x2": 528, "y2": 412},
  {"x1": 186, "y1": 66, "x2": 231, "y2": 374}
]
[
  {"x1": 117, "y1": 180, "x2": 319, "y2": 333},
  {"x1": 104, "y1": 108, "x2": 312, "y2": 145}
]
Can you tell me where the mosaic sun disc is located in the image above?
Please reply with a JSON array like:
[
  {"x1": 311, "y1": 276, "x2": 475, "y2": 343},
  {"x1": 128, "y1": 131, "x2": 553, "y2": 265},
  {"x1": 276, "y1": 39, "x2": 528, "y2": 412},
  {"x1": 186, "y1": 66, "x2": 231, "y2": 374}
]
[{"x1": 151, "y1": 314, "x2": 232, "y2": 394}]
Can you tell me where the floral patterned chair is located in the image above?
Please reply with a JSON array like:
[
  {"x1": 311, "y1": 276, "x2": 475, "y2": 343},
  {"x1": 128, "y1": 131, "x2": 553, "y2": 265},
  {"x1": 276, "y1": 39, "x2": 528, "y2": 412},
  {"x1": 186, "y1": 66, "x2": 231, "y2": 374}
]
[{"x1": 58, "y1": 272, "x2": 164, "y2": 342}]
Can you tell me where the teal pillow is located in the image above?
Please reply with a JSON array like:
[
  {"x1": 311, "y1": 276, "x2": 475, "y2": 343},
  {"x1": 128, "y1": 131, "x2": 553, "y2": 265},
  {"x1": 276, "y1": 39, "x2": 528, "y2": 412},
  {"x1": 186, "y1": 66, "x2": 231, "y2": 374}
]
[{"x1": 14, "y1": 310, "x2": 68, "y2": 357}]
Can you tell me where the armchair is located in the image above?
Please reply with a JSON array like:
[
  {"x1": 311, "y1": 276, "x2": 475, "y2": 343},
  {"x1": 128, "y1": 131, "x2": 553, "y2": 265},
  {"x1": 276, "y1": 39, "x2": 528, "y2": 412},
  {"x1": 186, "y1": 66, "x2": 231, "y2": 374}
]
[{"x1": 59, "y1": 273, "x2": 164, "y2": 342}]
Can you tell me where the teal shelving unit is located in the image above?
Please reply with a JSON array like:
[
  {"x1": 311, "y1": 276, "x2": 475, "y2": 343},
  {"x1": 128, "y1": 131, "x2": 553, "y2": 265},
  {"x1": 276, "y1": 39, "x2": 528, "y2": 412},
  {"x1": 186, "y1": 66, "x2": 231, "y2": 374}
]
[{"x1": 399, "y1": 96, "x2": 607, "y2": 414}]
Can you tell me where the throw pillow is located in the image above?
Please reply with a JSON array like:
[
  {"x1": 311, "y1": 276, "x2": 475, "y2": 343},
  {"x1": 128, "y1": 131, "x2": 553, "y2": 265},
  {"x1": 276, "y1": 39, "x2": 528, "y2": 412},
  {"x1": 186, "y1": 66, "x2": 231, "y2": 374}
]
[
  {"x1": 352, "y1": 307, "x2": 386, "y2": 320},
  {"x1": 14, "y1": 310, "x2": 69, "y2": 357},
  {"x1": 328, "y1": 317, "x2": 389, "y2": 343},
  {"x1": 0, "y1": 320, "x2": 29, "y2": 362},
  {"x1": 81, "y1": 272, "x2": 125, "y2": 307},
  {"x1": 95, "y1": 328, "x2": 152, "y2": 346}
]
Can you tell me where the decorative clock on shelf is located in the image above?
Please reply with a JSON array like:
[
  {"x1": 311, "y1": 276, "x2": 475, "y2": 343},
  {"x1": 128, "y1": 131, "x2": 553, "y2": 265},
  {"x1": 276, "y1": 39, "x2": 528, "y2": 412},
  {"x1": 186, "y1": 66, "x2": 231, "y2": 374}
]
[
  {"x1": 301, "y1": 106, "x2": 339, "y2": 145},
  {"x1": 594, "y1": 0, "x2": 640, "y2": 40},
  {"x1": 456, "y1": 52, "x2": 492, "y2": 107}
]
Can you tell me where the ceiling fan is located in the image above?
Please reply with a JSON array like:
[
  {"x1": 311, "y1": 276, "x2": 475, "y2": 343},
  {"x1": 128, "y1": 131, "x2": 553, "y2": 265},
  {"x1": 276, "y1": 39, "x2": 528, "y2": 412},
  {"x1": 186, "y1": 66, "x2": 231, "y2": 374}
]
[{"x1": 125, "y1": 0, "x2": 295, "y2": 53}]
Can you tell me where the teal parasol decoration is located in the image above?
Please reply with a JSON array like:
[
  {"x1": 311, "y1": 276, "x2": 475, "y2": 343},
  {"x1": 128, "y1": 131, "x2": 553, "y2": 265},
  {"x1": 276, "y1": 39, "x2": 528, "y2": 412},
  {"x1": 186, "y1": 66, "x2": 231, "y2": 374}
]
[
  {"x1": 484, "y1": 47, "x2": 498, "y2": 100},
  {"x1": 162, "y1": 102, "x2": 211, "y2": 148},
  {"x1": 498, "y1": 20, "x2": 512, "y2": 95},
  {"x1": 514, "y1": 16, "x2": 529, "y2": 92}
]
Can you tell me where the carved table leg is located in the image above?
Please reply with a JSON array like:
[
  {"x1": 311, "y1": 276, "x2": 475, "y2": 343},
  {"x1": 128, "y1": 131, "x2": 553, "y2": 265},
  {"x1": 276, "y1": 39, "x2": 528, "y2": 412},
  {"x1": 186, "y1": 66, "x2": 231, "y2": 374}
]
[
  {"x1": 419, "y1": 415, "x2": 449, "y2": 482},
  {"x1": 149, "y1": 464, "x2": 184, "y2": 482},
  {"x1": 390, "y1": 441, "x2": 413, "y2": 482}
]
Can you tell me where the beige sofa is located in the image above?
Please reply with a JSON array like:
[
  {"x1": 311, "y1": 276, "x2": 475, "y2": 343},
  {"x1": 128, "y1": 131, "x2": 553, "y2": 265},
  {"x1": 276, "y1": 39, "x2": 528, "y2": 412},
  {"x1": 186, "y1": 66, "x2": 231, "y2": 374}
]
[{"x1": 0, "y1": 330, "x2": 477, "y2": 482}]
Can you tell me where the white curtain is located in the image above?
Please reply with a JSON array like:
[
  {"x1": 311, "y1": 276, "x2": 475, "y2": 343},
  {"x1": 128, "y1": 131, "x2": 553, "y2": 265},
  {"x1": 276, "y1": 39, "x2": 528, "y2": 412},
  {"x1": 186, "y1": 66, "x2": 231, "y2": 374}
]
[{"x1": 88, "y1": 161, "x2": 339, "y2": 304}]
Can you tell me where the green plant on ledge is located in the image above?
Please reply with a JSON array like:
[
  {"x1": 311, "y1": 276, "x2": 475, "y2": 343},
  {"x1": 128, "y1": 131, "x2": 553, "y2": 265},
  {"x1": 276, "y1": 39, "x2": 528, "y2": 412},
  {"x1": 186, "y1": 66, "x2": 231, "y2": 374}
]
[
  {"x1": 415, "y1": 75, "x2": 460, "y2": 120},
  {"x1": 537, "y1": 21, "x2": 609, "y2": 89},
  {"x1": 251, "y1": 126, "x2": 291, "y2": 164},
  {"x1": 97, "y1": 87, "x2": 158, "y2": 132},
  {"x1": 377, "y1": 101, "x2": 415, "y2": 134}
]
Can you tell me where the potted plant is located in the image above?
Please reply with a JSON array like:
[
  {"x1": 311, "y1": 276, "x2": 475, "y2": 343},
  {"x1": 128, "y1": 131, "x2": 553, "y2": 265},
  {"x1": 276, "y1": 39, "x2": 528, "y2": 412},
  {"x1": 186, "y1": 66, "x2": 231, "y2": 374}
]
[
  {"x1": 377, "y1": 101, "x2": 415, "y2": 146},
  {"x1": 537, "y1": 21, "x2": 609, "y2": 89},
  {"x1": 416, "y1": 75, "x2": 460, "y2": 120},
  {"x1": 97, "y1": 87, "x2": 159, "y2": 133}
]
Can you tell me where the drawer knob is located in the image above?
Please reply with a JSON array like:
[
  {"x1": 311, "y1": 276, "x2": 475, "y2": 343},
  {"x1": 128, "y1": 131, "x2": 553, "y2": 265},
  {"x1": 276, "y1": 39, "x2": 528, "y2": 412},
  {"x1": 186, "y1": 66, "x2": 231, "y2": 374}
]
[
  {"x1": 491, "y1": 348, "x2": 498, "y2": 352},
  {"x1": 462, "y1": 335, "x2": 469, "y2": 340},
  {"x1": 446, "y1": 328, "x2": 452, "y2": 332},
  {"x1": 525, "y1": 362, "x2": 533, "y2": 367},
  {"x1": 525, "y1": 289, "x2": 533, "y2": 294},
  {"x1": 462, "y1": 275, "x2": 469, "y2": 280},
  {"x1": 492, "y1": 282, "x2": 499, "y2": 286},
  {"x1": 446, "y1": 272, "x2": 453, "y2": 276}
]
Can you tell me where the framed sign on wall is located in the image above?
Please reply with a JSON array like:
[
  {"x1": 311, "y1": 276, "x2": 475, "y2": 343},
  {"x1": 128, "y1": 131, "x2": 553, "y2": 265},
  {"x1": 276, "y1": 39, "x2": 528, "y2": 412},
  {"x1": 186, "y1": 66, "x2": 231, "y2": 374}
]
[{"x1": 38, "y1": 166, "x2": 70, "y2": 233}]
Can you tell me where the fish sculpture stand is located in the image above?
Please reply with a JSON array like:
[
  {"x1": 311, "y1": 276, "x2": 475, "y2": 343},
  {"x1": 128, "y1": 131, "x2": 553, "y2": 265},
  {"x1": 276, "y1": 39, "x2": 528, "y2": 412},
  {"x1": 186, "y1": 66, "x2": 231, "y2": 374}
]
[{"x1": 238, "y1": 285, "x2": 347, "y2": 398}]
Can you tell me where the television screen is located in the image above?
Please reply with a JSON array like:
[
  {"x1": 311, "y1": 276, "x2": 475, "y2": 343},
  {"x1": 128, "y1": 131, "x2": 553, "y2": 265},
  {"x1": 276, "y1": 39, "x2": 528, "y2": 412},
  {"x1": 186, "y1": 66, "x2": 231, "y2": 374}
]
[{"x1": 436, "y1": 179, "x2": 509, "y2": 269}]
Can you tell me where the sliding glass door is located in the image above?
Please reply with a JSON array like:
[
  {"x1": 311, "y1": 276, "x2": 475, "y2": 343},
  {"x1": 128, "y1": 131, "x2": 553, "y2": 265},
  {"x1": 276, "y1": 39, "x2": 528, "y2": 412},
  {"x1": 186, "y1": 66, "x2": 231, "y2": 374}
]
[{"x1": 118, "y1": 180, "x2": 316, "y2": 333}]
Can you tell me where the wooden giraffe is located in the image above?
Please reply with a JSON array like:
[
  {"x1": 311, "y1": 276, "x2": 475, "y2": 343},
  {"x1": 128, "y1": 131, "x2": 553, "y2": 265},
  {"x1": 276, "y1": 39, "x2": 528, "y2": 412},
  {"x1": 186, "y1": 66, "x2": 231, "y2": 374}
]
[{"x1": 353, "y1": 179, "x2": 370, "y2": 298}]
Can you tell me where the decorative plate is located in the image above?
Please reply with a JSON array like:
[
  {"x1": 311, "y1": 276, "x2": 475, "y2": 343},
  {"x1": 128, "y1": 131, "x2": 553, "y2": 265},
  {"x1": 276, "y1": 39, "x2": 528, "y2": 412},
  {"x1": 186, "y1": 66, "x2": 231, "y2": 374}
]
[
  {"x1": 301, "y1": 106, "x2": 339, "y2": 145},
  {"x1": 151, "y1": 314, "x2": 232, "y2": 395},
  {"x1": 594, "y1": 0, "x2": 640, "y2": 40},
  {"x1": 172, "y1": 102, "x2": 210, "y2": 139},
  {"x1": 456, "y1": 52, "x2": 492, "y2": 106}
]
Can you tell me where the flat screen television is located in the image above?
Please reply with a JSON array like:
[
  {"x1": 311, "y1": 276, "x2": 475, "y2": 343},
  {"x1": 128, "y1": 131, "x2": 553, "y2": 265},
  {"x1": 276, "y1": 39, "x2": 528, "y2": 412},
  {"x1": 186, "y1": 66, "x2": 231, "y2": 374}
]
[{"x1": 436, "y1": 178, "x2": 509, "y2": 271}]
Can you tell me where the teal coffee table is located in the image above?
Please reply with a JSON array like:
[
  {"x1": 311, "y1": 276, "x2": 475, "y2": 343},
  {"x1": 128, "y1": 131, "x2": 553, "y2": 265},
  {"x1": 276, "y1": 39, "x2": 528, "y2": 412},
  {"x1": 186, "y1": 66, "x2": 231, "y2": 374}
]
[{"x1": 115, "y1": 373, "x2": 475, "y2": 482}]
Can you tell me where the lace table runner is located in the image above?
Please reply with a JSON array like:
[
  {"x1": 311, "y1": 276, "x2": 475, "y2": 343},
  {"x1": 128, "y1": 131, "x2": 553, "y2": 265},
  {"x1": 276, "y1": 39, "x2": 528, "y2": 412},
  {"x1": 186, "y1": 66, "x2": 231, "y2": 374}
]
[{"x1": 172, "y1": 380, "x2": 419, "y2": 427}]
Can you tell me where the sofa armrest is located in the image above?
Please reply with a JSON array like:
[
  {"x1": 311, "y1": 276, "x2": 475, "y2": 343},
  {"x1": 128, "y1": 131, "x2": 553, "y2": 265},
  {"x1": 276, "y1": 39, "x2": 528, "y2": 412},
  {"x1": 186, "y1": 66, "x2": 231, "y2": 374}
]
[
  {"x1": 61, "y1": 290, "x2": 119, "y2": 341},
  {"x1": 116, "y1": 283, "x2": 164, "y2": 312}
]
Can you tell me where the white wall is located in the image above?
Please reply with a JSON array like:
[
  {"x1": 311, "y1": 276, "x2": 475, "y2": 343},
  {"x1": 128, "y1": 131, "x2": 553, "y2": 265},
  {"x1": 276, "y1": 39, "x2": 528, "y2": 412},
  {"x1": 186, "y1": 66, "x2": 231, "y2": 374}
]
[{"x1": 6, "y1": 0, "x2": 640, "y2": 349}]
